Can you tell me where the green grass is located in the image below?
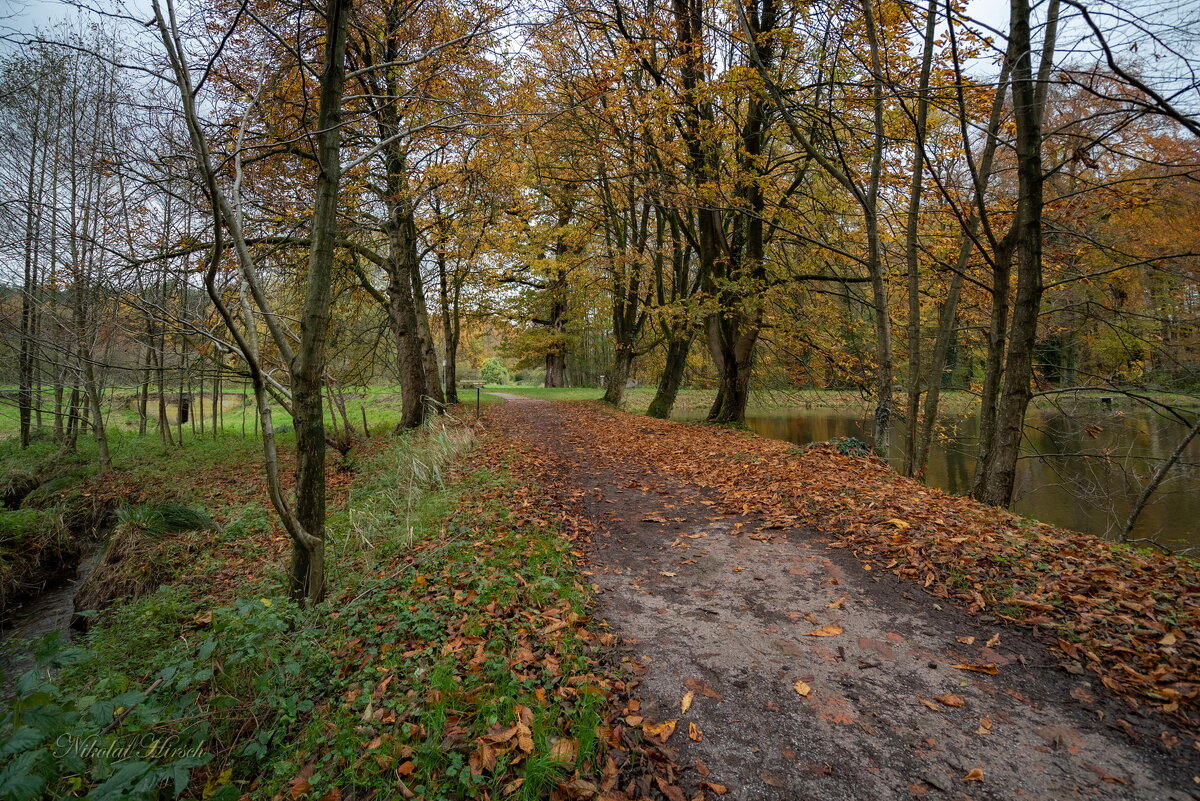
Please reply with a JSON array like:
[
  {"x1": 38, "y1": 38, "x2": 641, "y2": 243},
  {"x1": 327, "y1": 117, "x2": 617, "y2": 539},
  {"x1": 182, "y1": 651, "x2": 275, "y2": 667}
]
[
  {"x1": 0, "y1": 420, "x2": 617, "y2": 801},
  {"x1": 482, "y1": 386, "x2": 603, "y2": 402}
]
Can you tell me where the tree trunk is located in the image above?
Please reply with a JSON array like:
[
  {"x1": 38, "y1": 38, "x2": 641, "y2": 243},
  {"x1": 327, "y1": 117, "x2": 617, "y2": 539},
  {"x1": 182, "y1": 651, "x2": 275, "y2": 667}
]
[
  {"x1": 974, "y1": 0, "x2": 1055, "y2": 507},
  {"x1": 648, "y1": 332, "x2": 693, "y2": 419},
  {"x1": 410, "y1": 254, "x2": 444, "y2": 407},
  {"x1": 437, "y1": 252, "x2": 459, "y2": 404},
  {"x1": 285, "y1": 0, "x2": 352, "y2": 603},
  {"x1": 603, "y1": 345, "x2": 635, "y2": 406},
  {"x1": 916, "y1": 53, "x2": 1012, "y2": 477},
  {"x1": 386, "y1": 196, "x2": 429, "y2": 429},
  {"x1": 901, "y1": 0, "x2": 939, "y2": 476}
]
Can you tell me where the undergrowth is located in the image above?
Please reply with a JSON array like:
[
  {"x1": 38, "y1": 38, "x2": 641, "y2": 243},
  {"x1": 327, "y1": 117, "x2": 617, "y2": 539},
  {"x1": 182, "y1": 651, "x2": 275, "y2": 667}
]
[{"x1": 0, "y1": 423, "x2": 618, "y2": 801}]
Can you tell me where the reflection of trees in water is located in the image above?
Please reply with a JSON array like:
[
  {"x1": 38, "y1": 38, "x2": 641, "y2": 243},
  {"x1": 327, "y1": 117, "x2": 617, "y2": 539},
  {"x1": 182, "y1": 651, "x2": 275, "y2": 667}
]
[{"x1": 741, "y1": 407, "x2": 1200, "y2": 549}]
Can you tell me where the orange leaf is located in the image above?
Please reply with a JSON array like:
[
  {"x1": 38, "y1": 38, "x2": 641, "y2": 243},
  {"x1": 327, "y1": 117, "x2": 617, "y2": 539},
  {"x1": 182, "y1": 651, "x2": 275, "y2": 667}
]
[
  {"x1": 804, "y1": 625, "x2": 843, "y2": 637},
  {"x1": 642, "y1": 719, "x2": 678, "y2": 741},
  {"x1": 950, "y1": 663, "x2": 998, "y2": 675},
  {"x1": 962, "y1": 768, "x2": 985, "y2": 782}
]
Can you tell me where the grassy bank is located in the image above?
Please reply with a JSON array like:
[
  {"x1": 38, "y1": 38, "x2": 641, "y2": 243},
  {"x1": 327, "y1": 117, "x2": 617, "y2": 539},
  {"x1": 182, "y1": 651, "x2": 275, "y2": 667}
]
[
  {"x1": 0, "y1": 415, "x2": 630, "y2": 800},
  {"x1": 483, "y1": 384, "x2": 1200, "y2": 420}
]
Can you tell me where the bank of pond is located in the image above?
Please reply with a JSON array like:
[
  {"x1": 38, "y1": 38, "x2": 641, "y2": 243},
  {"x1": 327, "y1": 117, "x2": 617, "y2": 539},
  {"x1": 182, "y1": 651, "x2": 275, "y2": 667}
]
[{"x1": 673, "y1": 400, "x2": 1199, "y2": 551}]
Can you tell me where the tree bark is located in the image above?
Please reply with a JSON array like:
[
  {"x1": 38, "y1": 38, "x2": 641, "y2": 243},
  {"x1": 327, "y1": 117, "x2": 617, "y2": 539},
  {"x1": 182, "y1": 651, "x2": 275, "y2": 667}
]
[
  {"x1": 901, "y1": 0, "x2": 939, "y2": 476},
  {"x1": 648, "y1": 332, "x2": 693, "y2": 419},
  {"x1": 974, "y1": 0, "x2": 1058, "y2": 507}
]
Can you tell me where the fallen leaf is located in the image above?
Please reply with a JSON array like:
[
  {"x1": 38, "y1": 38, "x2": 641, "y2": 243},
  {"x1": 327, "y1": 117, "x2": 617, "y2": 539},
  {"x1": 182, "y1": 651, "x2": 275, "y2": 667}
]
[
  {"x1": 659, "y1": 571, "x2": 677, "y2": 577},
  {"x1": 793, "y1": 679, "x2": 812, "y2": 697},
  {"x1": 702, "y1": 782, "x2": 729, "y2": 795},
  {"x1": 804, "y1": 625, "x2": 844, "y2": 637},
  {"x1": 918, "y1": 698, "x2": 940, "y2": 711},
  {"x1": 1160, "y1": 632, "x2": 1178, "y2": 646},
  {"x1": 951, "y1": 663, "x2": 999, "y2": 675},
  {"x1": 977, "y1": 717, "x2": 993, "y2": 735},
  {"x1": 886, "y1": 518, "x2": 912, "y2": 529},
  {"x1": 683, "y1": 678, "x2": 723, "y2": 700},
  {"x1": 643, "y1": 719, "x2": 679, "y2": 741},
  {"x1": 654, "y1": 776, "x2": 687, "y2": 801},
  {"x1": 681, "y1": 690, "x2": 695, "y2": 714},
  {"x1": 933, "y1": 693, "x2": 965, "y2": 708},
  {"x1": 760, "y1": 770, "x2": 786, "y2": 787},
  {"x1": 549, "y1": 738, "x2": 576, "y2": 764},
  {"x1": 828, "y1": 597, "x2": 846, "y2": 609},
  {"x1": 688, "y1": 721, "x2": 704, "y2": 742},
  {"x1": 962, "y1": 768, "x2": 984, "y2": 782},
  {"x1": 955, "y1": 636, "x2": 976, "y2": 645},
  {"x1": 986, "y1": 633, "x2": 1001, "y2": 648}
]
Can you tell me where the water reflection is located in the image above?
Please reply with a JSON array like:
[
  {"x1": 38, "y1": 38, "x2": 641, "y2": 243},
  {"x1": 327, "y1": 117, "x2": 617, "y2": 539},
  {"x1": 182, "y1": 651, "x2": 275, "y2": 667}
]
[{"x1": 680, "y1": 407, "x2": 1200, "y2": 550}]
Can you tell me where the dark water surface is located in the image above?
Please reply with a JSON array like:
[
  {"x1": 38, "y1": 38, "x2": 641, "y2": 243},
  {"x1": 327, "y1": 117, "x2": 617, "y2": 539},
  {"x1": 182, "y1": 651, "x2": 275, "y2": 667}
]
[{"x1": 680, "y1": 406, "x2": 1200, "y2": 550}]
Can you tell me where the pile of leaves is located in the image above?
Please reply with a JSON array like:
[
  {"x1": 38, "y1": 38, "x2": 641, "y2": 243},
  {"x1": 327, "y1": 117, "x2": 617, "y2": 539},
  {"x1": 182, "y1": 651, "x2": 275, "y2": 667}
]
[
  {"x1": 265, "y1": 437, "x2": 683, "y2": 801},
  {"x1": 514, "y1": 402, "x2": 1200, "y2": 723}
]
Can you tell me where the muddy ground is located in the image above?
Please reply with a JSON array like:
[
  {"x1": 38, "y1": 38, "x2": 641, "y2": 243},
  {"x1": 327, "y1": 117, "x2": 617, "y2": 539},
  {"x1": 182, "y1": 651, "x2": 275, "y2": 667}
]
[{"x1": 488, "y1": 394, "x2": 1199, "y2": 801}]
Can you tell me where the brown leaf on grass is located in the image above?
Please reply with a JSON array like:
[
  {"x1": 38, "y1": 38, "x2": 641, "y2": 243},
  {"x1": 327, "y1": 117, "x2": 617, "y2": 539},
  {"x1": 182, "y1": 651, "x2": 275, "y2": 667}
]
[
  {"x1": 793, "y1": 680, "x2": 812, "y2": 697},
  {"x1": 803, "y1": 624, "x2": 844, "y2": 637},
  {"x1": 548, "y1": 737, "x2": 576, "y2": 764},
  {"x1": 962, "y1": 768, "x2": 985, "y2": 782},
  {"x1": 681, "y1": 690, "x2": 695, "y2": 714},
  {"x1": 516, "y1": 724, "x2": 534, "y2": 753},
  {"x1": 951, "y1": 663, "x2": 999, "y2": 675},
  {"x1": 689, "y1": 721, "x2": 704, "y2": 742},
  {"x1": 933, "y1": 694, "x2": 965, "y2": 708}
]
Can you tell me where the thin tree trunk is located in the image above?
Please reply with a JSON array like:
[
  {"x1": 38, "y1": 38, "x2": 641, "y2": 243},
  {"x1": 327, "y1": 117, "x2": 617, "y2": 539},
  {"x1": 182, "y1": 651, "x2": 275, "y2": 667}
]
[
  {"x1": 901, "y1": 0, "x2": 939, "y2": 476},
  {"x1": 975, "y1": 0, "x2": 1058, "y2": 506},
  {"x1": 287, "y1": 0, "x2": 352, "y2": 603},
  {"x1": 1121, "y1": 414, "x2": 1200, "y2": 541}
]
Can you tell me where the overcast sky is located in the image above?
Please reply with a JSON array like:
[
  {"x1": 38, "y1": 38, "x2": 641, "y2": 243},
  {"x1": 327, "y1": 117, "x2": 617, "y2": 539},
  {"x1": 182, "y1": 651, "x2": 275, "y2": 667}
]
[{"x1": 4, "y1": 0, "x2": 1011, "y2": 40}]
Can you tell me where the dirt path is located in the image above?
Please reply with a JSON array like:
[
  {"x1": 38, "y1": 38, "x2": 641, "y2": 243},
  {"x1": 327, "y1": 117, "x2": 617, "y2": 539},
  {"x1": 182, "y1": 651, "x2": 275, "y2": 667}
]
[{"x1": 488, "y1": 397, "x2": 1198, "y2": 801}]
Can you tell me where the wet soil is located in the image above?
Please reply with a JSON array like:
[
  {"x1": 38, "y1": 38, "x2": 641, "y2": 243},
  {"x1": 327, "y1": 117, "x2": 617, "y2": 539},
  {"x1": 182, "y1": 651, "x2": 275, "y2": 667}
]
[{"x1": 488, "y1": 395, "x2": 1199, "y2": 801}]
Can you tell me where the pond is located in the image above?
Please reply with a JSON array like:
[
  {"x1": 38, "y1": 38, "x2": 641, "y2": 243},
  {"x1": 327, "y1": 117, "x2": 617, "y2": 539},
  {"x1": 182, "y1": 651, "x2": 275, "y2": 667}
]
[{"x1": 679, "y1": 405, "x2": 1200, "y2": 551}]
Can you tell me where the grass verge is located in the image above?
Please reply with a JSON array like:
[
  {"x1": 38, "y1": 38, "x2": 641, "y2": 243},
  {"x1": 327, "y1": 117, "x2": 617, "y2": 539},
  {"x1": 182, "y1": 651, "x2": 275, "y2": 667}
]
[{"x1": 0, "y1": 422, "x2": 631, "y2": 801}]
